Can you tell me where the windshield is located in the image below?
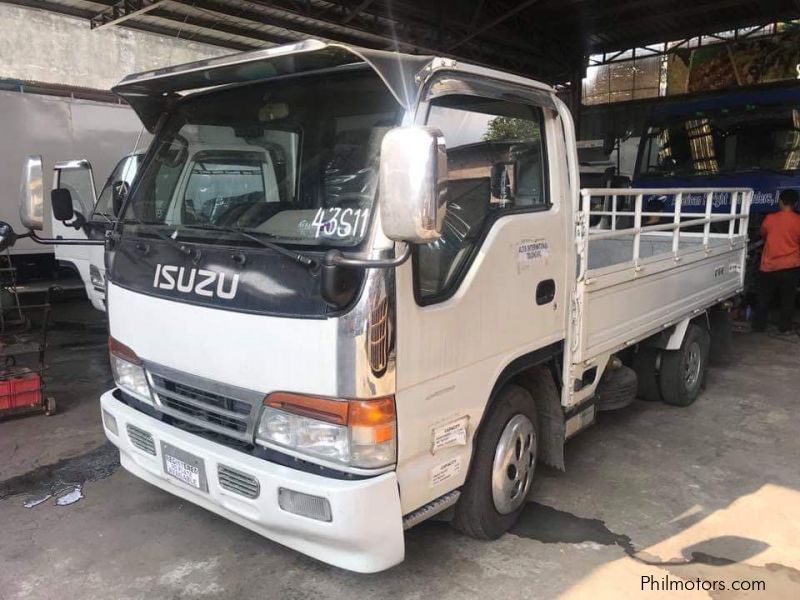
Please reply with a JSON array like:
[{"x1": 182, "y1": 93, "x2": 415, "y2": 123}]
[
  {"x1": 638, "y1": 104, "x2": 800, "y2": 178},
  {"x1": 122, "y1": 68, "x2": 402, "y2": 247},
  {"x1": 94, "y1": 153, "x2": 143, "y2": 220}
]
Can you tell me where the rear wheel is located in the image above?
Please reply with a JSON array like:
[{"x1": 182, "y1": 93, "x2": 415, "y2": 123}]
[
  {"x1": 452, "y1": 384, "x2": 538, "y2": 539},
  {"x1": 659, "y1": 324, "x2": 710, "y2": 407}
]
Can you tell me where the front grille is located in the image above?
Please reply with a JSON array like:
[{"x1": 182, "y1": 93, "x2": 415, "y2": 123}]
[
  {"x1": 218, "y1": 464, "x2": 260, "y2": 499},
  {"x1": 127, "y1": 424, "x2": 156, "y2": 455},
  {"x1": 152, "y1": 376, "x2": 251, "y2": 417},
  {"x1": 159, "y1": 393, "x2": 248, "y2": 433},
  {"x1": 145, "y1": 365, "x2": 262, "y2": 442}
]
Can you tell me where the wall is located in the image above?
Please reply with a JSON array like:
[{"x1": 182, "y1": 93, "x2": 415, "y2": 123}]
[{"x1": 0, "y1": 5, "x2": 227, "y2": 90}]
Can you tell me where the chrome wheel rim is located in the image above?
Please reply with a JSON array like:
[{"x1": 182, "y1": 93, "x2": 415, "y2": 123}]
[
  {"x1": 684, "y1": 341, "x2": 702, "y2": 390},
  {"x1": 491, "y1": 414, "x2": 536, "y2": 515}
]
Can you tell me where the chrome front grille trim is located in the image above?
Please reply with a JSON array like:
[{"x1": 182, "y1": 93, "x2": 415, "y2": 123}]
[
  {"x1": 142, "y1": 361, "x2": 264, "y2": 442},
  {"x1": 149, "y1": 378, "x2": 248, "y2": 421}
]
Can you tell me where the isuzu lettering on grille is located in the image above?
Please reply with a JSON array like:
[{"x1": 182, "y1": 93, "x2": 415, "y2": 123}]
[{"x1": 153, "y1": 264, "x2": 239, "y2": 299}]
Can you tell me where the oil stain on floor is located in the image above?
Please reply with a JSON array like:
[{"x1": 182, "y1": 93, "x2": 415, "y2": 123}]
[
  {"x1": 511, "y1": 502, "x2": 636, "y2": 555},
  {"x1": 510, "y1": 502, "x2": 775, "y2": 569},
  {"x1": 0, "y1": 442, "x2": 119, "y2": 503}
]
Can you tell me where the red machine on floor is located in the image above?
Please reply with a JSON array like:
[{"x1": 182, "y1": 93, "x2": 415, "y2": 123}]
[{"x1": 0, "y1": 258, "x2": 55, "y2": 418}]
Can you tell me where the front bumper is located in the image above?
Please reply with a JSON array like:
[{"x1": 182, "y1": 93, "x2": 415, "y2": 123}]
[{"x1": 100, "y1": 390, "x2": 405, "y2": 573}]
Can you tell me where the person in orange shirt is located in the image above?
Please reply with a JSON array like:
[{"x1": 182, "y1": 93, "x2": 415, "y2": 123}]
[{"x1": 753, "y1": 189, "x2": 800, "y2": 333}]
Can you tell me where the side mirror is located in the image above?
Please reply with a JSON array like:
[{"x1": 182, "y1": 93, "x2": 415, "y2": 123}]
[
  {"x1": 51, "y1": 188, "x2": 75, "y2": 221},
  {"x1": 490, "y1": 162, "x2": 511, "y2": 201},
  {"x1": 0, "y1": 221, "x2": 18, "y2": 252},
  {"x1": 379, "y1": 126, "x2": 448, "y2": 244},
  {"x1": 19, "y1": 155, "x2": 44, "y2": 231},
  {"x1": 602, "y1": 132, "x2": 617, "y2": 156},
  {"x1": 612, "y1": 175, "x2": 631, "y2": 188}
]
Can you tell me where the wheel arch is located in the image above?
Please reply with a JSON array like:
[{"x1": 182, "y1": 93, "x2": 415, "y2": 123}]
[
  {"x1": 643, "y1": 312, "x2": 712, "y2": 351},
  {"x1": 475, "y1": 340, "x2": 565, "y2": 471}
]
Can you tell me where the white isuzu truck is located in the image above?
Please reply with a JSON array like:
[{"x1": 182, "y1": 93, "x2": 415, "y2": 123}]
[{"x1": 10, "y1": 41, "x2": 750, "y2": 573}]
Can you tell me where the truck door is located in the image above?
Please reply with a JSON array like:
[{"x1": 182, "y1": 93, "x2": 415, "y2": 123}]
[
  {"x1": 52, "y1": 160, "x2": 96, "y2": 275},
  {"x1": 392, "y1": 81, "x2": 568, "y2": 514},
  {"x1": 53, "y1": 154, "x2": 140, "y2": 310}
]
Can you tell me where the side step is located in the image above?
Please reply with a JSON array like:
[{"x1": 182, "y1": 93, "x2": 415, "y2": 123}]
[
  {"x1": 402, "y1": 490, "x2": 461, "y2": 530},
  {"x1": 595, "y1": 365, "x2": 638, "y2": 411}
]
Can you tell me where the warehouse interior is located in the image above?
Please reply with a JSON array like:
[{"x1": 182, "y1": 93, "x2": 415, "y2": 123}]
[{"x1": 1, "y1": 1, "x2": 799, "y2": 598}]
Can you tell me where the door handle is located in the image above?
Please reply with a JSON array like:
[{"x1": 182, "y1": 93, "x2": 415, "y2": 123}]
[{"x1": 536, "y1": 279, "x2": 556, "y2": 305}]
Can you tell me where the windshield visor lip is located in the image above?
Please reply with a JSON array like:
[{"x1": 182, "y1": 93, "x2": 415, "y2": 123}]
[{"x1": 113, "y1": 42, "x2": 433, "y2": 131}]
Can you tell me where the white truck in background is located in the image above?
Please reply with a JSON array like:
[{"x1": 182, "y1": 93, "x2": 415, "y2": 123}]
[
  {"x1": 48, "y1": 153, "x2": 143, "y2": 311},
  {"x1": 0, "y1": 89, "x2": 144, "y2": 280},
  {"x1": 10, "y1": 41, "x2": 751, "y2": 573}
]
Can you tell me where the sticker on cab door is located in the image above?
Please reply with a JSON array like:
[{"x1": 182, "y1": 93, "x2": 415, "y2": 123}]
[
  {"x1": 517, "y1": 238, "x2": 549, "y2": 272},
  {"x1": 430, "y1": 457, "x2": 461, "y2": 487},
  {"x1": 431, "y1": 416, "x2": 469, "y2": 454}
]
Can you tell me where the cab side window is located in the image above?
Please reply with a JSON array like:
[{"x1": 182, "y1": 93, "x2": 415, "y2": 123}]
[{"x1": 415, "y1": 95, "x2": 547, "y2": 303}]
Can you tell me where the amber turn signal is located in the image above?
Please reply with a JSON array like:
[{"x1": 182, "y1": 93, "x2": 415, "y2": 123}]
[{"x1": 264, "y1": 392, "x2": 395, "y2": 428}]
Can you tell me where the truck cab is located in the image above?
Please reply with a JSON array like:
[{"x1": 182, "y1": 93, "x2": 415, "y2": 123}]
[{"x1": 92, "y1": 43, "x2": 570, "y2": 572}]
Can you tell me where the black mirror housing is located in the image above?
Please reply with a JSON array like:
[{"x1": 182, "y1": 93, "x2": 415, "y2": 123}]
[
  {"x1": 0, "y1": 221, "x2": 18, "y2": 252},
  {"x1": 320, "y1": 253, "x2": 365, "y2": 308},
  {"x1": 602, "y1": 131, "x2": 617, "y2": 156},
  {"x1": 51, "y1": 188, "x2": 75, "y2": 221}
]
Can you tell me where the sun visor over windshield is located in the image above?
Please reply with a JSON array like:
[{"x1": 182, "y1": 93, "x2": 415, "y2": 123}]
[{"x1": 113, "y1": 40, "x2": 433, "y2": 131}]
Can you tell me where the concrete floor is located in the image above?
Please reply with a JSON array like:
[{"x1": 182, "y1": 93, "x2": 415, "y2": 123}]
[{"x1": 1, "y1": 299, "x2": 799, "y2": 599}]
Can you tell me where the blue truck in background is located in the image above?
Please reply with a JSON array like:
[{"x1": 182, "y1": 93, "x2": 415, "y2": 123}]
[{"x1": 632, "y1": 84, "x2": 800, "y2": 218}]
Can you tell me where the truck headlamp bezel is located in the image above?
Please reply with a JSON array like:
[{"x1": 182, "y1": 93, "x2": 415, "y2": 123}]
[
  {"x1": 109, "y1": 336, "x2": 153, "y2": 405},
  {"x1": 255, "y1": 392, "x2": 397, "y2": 470}
]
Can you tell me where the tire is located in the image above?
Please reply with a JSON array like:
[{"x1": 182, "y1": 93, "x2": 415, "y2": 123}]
[
  {"x1": 708, "y1": 309, "x2": 733, "y2": 366},
  {"x1": 633, "y1": 347, "x2": 662, "y2": 402},
  {"x1": 595, "y1": 366, "x2": 637, "y2": 411},
  {"x1": 659, "y1": 324, "x2": 710, "y2": 407},
  {"x1": 451, "y1": 384, "x2": 538, "y2": 540}
]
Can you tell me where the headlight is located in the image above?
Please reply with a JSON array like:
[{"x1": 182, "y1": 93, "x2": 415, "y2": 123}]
[
  {"x1": 89, "y1": 264, "x2": 105, "y2": 289},
  {"x1": 109, "y1": 336, "x2": 152, "y2": 404},
  {"x1": 256, "y1": 393, "x2": 396, "y2": 469}
]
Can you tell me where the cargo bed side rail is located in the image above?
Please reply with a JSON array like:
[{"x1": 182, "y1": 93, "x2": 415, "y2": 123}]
[{"x1": 577, "y1": 187, "x2": 752, "y2": 284}]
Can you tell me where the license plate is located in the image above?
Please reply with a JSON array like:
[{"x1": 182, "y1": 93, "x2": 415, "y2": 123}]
[{"x1": 161, "y1": 442, "x2": 208, "y2": 492}]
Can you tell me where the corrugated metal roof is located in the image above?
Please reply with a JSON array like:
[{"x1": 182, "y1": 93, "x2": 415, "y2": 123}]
[{"x1": 4, "y1": 0, "x2": 799, "y2": 81}]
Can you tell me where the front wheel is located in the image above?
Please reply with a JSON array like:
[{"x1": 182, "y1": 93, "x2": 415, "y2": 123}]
[{"x1": 451, "y1": 384, "x2": 538, "y2": 539}]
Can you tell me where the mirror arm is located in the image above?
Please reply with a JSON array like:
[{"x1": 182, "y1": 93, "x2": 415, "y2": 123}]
[
  {"x1": 27, "y1": 230, "x2": 105, "y2": 246},
  {"x1": 323, "y1": 243, "x2": 411, "y2": 269},
  {"x1": 65, "y1": 212, "x2": 87, "y2": 230}
]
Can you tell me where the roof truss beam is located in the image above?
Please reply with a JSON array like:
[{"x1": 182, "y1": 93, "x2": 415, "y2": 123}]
[{"x1": 90, "y1": 0, "x2": 165, "y2": 30}]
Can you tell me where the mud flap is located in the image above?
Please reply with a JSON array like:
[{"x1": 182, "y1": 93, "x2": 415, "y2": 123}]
[{"x1": 517, "y1": 366, "x2": 565, "y2": 471}]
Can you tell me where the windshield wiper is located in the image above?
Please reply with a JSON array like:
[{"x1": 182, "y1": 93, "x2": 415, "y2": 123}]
[
  {"x1": 180, "y1": 225, "x2": 319, "y2": 272},
  {"x1": 233, "y1": 229, "x2": 319, "y2": 271}
]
